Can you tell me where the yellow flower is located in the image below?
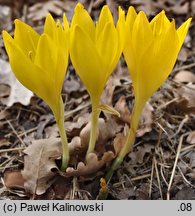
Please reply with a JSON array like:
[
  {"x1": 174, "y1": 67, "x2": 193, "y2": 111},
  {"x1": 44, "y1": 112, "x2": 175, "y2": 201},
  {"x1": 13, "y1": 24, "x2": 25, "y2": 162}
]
[
  {"x1": 124, "y1": 8, "x2": 191, "y2": 108},
  {"x1": 2, "y1": 14, "x2": 70, "y2": 170},
  {"x1": 2, "y1": 14, "x2": 69, "y2": 121},
  {"x1": 69, "y1": 3, "x2": 125, "y2": 157},
  {"x1": 106, "y1": 8, "x2": 191, "y2": 180},
  {"x1": 70, "y1": 3, "x2": 125, "y2": 104}
]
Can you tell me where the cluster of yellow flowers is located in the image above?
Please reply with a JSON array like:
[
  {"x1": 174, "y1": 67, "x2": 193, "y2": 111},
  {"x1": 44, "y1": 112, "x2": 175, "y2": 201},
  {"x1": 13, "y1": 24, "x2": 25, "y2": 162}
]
[{"x1": 2, "y1": 3, "x2": 191, "y2": 175}]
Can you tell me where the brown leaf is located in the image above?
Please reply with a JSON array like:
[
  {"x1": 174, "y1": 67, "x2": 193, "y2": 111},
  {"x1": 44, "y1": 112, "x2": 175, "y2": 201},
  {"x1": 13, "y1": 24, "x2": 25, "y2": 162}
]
[
  {"x1": 22, "y1": 138, "x2": 61, "y2": 195},
  {"x1": 101, "y1": 77, "x2": 114, "y2": 106},
  {"x1": 136, "y1": 102, "x2": 154, "y2": 137},
  {"x1": 114, "y1": 96, "x2": 131, "y2": 124},
  {"x1": 128, "y1": 144, "x2": 154, "y2": 164},
  {"x1": 131, "y1": 0, "x2": 155, "y2": 15},
  {"x1": 113, "y1": 125, "x2": 129, "y2": 155},
  {"x1": 64, "y1": 75, "x2": 85, "y2": 94},
  {"x1": 4, "y1": 170, "x2": 24, "y2": 189},
  {"x1": 65, "y1": 151, "x2": 115, "y2": 177},
  {"x1": 178, "y1": 48, "x2": 189, "y2": 62},
  {"x1": 0, "y1": 110, "x2": 10, "y2": 120},
  {"x1": 176, "y1": 84, "x2": 195, "y2": 114},
  {"x1": 44, "y1": 124, "x2": 59, "y2": 138},
  {"x1": 79, "y1": 117, "x2": 123, "y2": 154},
  {"x1": 0, "y1": 138, "x2": 11, "y2": 147},
  {"x1": 174, "y1": 70, "x2": 195, "y2": 83},
  {"x1": 174, "y1": 187, "x2": 195, "y2": 200},
  {"x1": 69, "y1": 136, "x2": 82, "y2": 153},
  {"x1": 187, "y1": 131, "x2": 195, "y2": 144},
  {"x1": 106, "y1": 0, "x2": 118, "y2": 22},
  {"x1": 27, "y1": 0, "x2": 73, "y2": 21},
  {"x1": 35, "y1": 114, "x2": 53, "y2": 139},
  {"x1": 189, "y1": 152, "x2": 195, "y2": 169},
  {"x1": 65, "y1": 113, "x2": 90, "y2": 138},
  {"x1": 52, "y1": 176, "x2": 73, "y2": 200},
  {"x1": 0, "y1": 84, "x2": 10, "y2": 97}
]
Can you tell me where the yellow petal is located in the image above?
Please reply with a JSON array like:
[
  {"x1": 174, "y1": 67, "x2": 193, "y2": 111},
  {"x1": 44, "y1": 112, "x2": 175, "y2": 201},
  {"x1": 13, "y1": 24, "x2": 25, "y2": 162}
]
[
  {"x1": 70, "y1": 25, "x2": 104, "y2": 99},
  {"x1": 44, "y1": 13, "x2": 58, "y2": 41},
  {"x1": 14, "y1": 19, "x2": 39, "y2": 60},
  {"x1": 96, "y1": 22, "x2": 118, "y2": 75},
  {"x1": 150, "y1": 10, "x2": 171, "y2": 36},
  {"x1": 123, "y1": 7, "x2": 137, "y2": 79},
  {"x1": 71, "y1": 3, "x2": 95, "y2": 41},
  {"x1": 2, "y1": 31, "x2": 50, "y2": 103},
  {"x1": 125, "y1": 6, "x2": 137, "y2": 40},
  {"x1": 56, "y1": 19, "x2": 68, "y2": 50},
  {"x1": 177, "y1": 17, "x2": 192, "y2": 48},
  {"x1": 132, "y1": 11, "x2": 153, "y2": 62},
  {"x1": 135, "y1": 21, "x2": 180, "y2": 103},
  {"x1": 116, "y1": 7, "x2": 126, "y2": 55},
  {"x1": 63, "y1": 13, "x2": 69, "y2": 33},
  {"x1": 34, "y1": 34, "x2": 57, "y2": 79},
  {"x1": 96, "y1": 5, "x2": 114, "y2": 40}
]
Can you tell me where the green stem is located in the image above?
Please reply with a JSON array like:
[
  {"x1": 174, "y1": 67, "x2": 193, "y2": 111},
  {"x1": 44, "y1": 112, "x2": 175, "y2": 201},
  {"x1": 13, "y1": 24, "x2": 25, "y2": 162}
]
[
  {"x1": 55, "y1": 98, "x2": 69, "y2": 171},
  {"x1": 86, "y1": 101, "x2": 100, "y2": 159},
  {"x1": 106, "y1": 101, "x2": 144, "y2": 181}
]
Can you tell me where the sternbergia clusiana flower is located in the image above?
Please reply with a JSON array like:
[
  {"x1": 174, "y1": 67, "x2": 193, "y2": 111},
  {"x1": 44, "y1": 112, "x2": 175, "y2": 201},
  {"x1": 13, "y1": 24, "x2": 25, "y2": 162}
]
[
  {"x1": 2, "y1": 14, "x2": 70, "y2": 171},
  {"x1": 106, "y1": 8, "x2": 191, "y2": 180},
  {"x1": 69, "y1": 3, "x2": 125, "y2": 158}
]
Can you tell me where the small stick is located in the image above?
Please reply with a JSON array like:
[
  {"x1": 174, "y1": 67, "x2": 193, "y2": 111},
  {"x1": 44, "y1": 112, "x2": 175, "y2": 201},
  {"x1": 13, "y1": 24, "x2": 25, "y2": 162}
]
[
  {"x1": 6, "y1": 120, "x2": 26, "y2": 147},
  {"x1": 0, "y1": 147, "x2": 25, "y2": 154},
  {"x1": 167, "y1": 132, "x2": 189, "y2": 200},
  {"x1": 154, "y1": 157, "x2": 163, "y2": 199},
  {"x1": 149, "y1": 157, "x2": 155, "y2": 198}
]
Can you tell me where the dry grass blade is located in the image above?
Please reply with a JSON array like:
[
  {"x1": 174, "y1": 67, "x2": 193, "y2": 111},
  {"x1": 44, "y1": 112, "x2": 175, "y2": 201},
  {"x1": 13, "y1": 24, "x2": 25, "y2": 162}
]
[{"x1": 167, "y1": 132, "x2": 190, "y2": 200}]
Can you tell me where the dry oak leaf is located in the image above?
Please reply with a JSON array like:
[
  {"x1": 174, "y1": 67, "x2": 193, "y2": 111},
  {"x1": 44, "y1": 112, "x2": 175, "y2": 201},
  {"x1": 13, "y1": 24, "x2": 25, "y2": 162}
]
[
  {"x1": 114, "y1": 96, "x2": 131, "y2": 124},
  {"x1": 128, "y1": 143, "x2": 154, "y2": 165},
  {"x1": 4, "y1": 170, "x2": 24, "y2": 190},
  {"x1": 65, "y1": 113, "x2": 90, "y2": 138},
  {"x1": 65, "y1": 151, "x2": 115, "y2": 177},
  {"x1": 27, "y1": 0, "x2": 71, "y2": 21},
  {"x1": 79, "y1": 117, "x2": 123, "y2": 154},
  {"x1": 187, "y1": 131, "x2": 195, "y2": 144},
  {"x1": 174, "y1": 70, "x2": 195, "y2": 83},
  {"x1": 113, "y1": 125, "x2": 129, "y2": 155},
  {"x1": 176, "y1": 84, "x2": 195, "y2": 114},
  {"x1": 136, "y1": 102, "x2": 154, "y2": 137},
  {"x1": 22, "y1": 138, "x2": 61, "y2": 195},
  {"x1": 101, "y1": 77, "x2": 115, "y2": 106}
]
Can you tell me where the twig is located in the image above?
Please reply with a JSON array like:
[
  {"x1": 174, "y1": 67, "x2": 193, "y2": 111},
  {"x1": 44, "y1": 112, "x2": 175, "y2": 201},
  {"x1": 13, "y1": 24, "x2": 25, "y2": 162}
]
[
  {"x1": 87, "y1": 0, "x2": 94, "y2": 14},
  {"x1": 167, "y1": 132, "x2": 190, "y2": 200},
  {"x1": 160, "y1": 164, "x2": 169, "y2": 187},
  {"x1": 0, "y1": 147, "x2": 25, "y2": 154},
  {"x1": 130, "y1": 173, "x2": 151, "y2": 181},
  {"x1": 65, "y1": 102, "x2": 90, "y2": 119},
  {"x1": 178, "y1": 166, "x2": 195, "y2": 189},
  {"x1": 149, "y1": 157, "x2": 155, "y2": 198},
  {"x1": 156, "y1": 98, "x2": 179, "y2": 110},
  {"x1": 181, "y1": 143, "x2": 195, "y2": 152},
  {"x1": 170, "y1": 115, "x2": 189, "y2": 139},
  {"x1": 172, "y1": 63, "x2": 195, "y2": 73},
  {"x1": 154, "y1": 157, "x2": 163, "y2": 199},
  {"x1": 18, "y1": 126, "x2": 38, "y2": 137},
  {"x1": 6, "y1": 120, "x2": 26, "y2": 147}
]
